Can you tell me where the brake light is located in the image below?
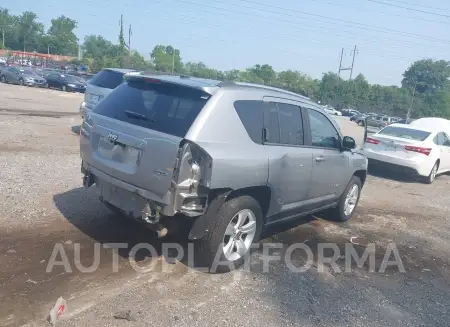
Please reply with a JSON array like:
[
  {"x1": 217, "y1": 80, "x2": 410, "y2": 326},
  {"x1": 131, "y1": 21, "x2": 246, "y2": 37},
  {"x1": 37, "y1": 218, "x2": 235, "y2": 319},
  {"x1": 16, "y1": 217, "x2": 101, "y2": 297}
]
[
  {"x1": 144, "y1": 78, "x2": 161, "y2": 83},
  {"x1": 404, "y1": 145, "x2": 431, "y2": 156},
  {"x1": 366, "y1": 137, "x2": 380, "y2": 144}
]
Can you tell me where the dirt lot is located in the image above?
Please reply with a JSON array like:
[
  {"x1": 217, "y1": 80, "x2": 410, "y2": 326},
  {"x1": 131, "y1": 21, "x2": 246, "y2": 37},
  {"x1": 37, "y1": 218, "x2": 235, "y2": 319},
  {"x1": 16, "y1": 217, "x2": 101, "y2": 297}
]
[{"x1": 0, "y1": 84, "x2": 449, "y2": 327}]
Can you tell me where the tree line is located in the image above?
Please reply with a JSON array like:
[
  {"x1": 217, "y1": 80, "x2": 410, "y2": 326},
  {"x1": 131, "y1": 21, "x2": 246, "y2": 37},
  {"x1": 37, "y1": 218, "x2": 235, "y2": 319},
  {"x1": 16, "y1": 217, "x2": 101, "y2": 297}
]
[{"x1": 0, "y1": 8, "x2": 449, "y2": 118}]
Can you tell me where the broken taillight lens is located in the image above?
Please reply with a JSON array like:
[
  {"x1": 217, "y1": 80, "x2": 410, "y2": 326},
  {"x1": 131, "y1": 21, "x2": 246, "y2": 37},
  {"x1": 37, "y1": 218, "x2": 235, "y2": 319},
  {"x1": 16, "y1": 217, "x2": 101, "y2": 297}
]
[
  {"x1": 365, "y1": 137, "x2": 380, "y2": 144},
  {"x1": 404, "y1": 145, "x2": 431, "y2": 156}
]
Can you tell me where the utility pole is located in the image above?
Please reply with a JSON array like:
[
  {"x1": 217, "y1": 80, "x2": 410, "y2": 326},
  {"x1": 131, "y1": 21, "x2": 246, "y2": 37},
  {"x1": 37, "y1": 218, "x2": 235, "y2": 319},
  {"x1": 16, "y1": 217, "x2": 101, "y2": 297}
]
[
  {"x1": 338, "y1": 48, "x2": 344, "y2": 77},
  {"x1": 407, "y1": 80, "x2": 417, "y2": 120},
  {"x1": 349, "y1": 45, "x2": 358, "y2": 80},
  {"x1": 338, "y1": 45, "x2": 358, "y2": 80},
  {"x1": 128, "y1": 24, "x2": 132, "y2": 58},
  {"x1": 171, "y1": 50, "x2": 175, "y2": 74}
]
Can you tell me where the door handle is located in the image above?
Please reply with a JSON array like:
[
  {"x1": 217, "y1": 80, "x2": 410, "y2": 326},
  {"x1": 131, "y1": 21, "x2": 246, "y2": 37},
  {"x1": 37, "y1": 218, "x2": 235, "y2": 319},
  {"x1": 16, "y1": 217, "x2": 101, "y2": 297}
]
[{"x1": 315, "y1": 156, "x2": 325, "y2": 162}]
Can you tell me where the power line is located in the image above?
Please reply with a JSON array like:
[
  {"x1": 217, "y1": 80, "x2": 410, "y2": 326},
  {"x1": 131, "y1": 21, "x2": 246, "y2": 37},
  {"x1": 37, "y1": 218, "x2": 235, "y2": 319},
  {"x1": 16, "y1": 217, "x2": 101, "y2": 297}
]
[
  {"x1": 222, "y1": 0, "x2": 450, "y2": 43},
  {"x1": 382, "y1": 0, "x2": 450, "y2": 12},
  {"x1": 368, "y1": 0, "x2": 450, "y2": 18},
  {"x1": 68, "y1": 1, "x2": 435, "y2": 62},
  {"x1": 307, "y1": 0, "x2": 449, "y2": 25}
]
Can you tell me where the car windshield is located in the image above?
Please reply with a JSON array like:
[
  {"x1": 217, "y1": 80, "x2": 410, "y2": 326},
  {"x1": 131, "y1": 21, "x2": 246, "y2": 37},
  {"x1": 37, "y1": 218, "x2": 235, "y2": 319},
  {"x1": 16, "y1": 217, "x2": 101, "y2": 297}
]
[
  {"x1": 62, "y1": 75, "x2": 78, "y2": 83},
  {"x1": 378, "y1": 126, "x2": 431, "y2": 141},
  {"x1": 21, "y1": 70, "x2": 35, "y2": 76}
]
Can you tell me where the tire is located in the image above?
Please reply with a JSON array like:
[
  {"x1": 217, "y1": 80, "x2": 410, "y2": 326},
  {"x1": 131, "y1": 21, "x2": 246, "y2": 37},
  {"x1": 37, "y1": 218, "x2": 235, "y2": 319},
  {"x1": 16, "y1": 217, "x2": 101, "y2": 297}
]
[
  {"x1": 19, "y1": 79, "x2": 24, "y2": 86},
  {"x1": 327, "y1": 175, "x2": 362, "y2": 222},
  {"x1": 0, "y1": 75, "x2": 5, "y2": 83},
  {"x1": 357, "y1": 121, "x2": 364, "y2": 126},
  {"x1": 195, "y1": 195, "x2": 263, "y2": 273},
  {"x1": 423, "y1": 161, "x2": 439, "y2": 184},
  {"x1": 62, "y1": 85, "x2": 67, "y2": 92}
]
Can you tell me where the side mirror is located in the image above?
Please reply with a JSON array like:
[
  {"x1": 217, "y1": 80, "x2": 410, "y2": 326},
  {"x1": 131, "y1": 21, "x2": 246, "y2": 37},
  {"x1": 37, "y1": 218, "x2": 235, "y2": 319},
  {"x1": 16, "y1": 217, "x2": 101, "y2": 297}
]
[{"x1": 342, "y1": 136, "x2": 356, "y2": 150}]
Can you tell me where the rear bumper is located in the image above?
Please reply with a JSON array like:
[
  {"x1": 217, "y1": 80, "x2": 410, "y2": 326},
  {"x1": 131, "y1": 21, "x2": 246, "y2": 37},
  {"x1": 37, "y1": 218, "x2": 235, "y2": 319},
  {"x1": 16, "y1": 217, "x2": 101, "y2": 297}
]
[
  {"x1": 81, "y1": 162, "x2": 207, "y2": 218},
  {"x1": 363, "y1": 149, "x2": 432, "y2": 176}
]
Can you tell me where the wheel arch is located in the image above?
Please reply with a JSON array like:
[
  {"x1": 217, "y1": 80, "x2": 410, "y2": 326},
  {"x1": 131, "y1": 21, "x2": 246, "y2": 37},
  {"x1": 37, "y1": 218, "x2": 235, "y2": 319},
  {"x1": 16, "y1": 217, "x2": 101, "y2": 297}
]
[{"x1": 188, "y1": 185, "x2": 271, "y2": 240}]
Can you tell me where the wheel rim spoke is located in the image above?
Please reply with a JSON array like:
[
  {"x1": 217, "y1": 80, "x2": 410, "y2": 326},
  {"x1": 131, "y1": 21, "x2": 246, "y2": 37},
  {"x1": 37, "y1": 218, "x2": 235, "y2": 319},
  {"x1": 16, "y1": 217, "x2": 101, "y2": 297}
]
[
  {"x1": 225, "y1": 223, "x2": 236, "y2": 236},
  {"x1": 240, "y1": 221, "x2": 256, "y2": 234},
  {"x1": 235, "y1": 239, "x2": 247, "y2": 256},
  {"x1": 222, "y1": 209, "x2": 257, "y2": 261},
  {"x1": 223, "y1": 238, "x2": 235, "y2": 259}
]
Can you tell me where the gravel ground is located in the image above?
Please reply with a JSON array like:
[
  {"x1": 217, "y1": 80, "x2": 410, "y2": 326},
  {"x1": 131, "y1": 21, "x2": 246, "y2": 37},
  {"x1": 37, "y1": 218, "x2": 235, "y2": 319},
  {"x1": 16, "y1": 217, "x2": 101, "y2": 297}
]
[{"x1": 0, "y1": 84, "x2": 449, "y2": 327}]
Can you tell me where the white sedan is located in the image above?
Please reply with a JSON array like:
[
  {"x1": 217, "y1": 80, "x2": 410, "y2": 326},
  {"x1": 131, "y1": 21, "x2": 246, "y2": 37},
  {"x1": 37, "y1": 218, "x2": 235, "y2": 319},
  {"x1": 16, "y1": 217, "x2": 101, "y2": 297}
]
[
  {"x1": 362, "y1": 123, "x2": 450, "y2": 183},
  {"x1": 324, "y1": 108, "x2": 342, "y2": 116}
]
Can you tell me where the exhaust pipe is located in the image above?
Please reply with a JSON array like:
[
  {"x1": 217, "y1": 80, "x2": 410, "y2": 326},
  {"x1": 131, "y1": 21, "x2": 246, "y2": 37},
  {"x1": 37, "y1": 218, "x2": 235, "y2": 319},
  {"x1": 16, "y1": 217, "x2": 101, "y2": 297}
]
[{"x1": 141, "y1": 203, "x2": 168, "y2": 238}]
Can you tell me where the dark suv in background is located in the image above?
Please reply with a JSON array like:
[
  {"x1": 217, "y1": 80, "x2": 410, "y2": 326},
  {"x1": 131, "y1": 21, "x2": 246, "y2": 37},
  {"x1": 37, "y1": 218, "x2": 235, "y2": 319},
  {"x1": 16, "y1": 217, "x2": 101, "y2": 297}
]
[{"x1": 79, "y1": 68, "x2": 138, "y2": 118}]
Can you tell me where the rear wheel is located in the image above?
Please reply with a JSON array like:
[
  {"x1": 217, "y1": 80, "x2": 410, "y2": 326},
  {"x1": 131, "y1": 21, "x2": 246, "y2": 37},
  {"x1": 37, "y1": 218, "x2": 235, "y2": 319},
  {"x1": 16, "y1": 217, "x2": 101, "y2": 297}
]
[
  {"x1": 195, "y1": 195, "x2": 263, "y2": 273},
  {"x1": 327, "y1": 176, "x2": 362, "y2": 222},
  {"x1": 424, "y1": 161, "x2": 439, "y2": 184},
  {"x1": 1, "y1": 75, "x2": 5, "y2": 83}
]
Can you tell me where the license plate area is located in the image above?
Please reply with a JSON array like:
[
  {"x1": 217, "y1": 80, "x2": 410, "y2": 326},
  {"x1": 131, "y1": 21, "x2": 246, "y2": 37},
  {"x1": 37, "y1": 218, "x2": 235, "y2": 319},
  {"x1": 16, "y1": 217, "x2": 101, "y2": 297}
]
[{"x1": 98, "y1": 181, "x2": 146, "y2": 217}]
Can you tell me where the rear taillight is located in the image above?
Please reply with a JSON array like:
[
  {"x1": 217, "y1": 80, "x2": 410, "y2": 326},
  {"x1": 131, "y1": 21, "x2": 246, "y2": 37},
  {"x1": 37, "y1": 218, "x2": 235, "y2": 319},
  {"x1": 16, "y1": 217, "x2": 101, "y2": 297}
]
[
  {"x1": 404, "y1": 145, "x2": 431, "y2": 156},
  {"x1": 366, "y1": 137, "x2": 380, "y2": 144}
]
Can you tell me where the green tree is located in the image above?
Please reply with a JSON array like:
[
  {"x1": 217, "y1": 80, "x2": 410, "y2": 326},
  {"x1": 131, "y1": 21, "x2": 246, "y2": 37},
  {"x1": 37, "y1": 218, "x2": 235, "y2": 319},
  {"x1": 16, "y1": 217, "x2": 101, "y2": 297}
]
[
  {"x1": 14, "y1": 11, "x2": 44, "y2": 52},
  {"x1": 402, "y1": 59, "x2": 450, "y2": 94},
  {"x1": 45, "y1": 15, "x2": 78, "y2": 55},
  {"x1": 150, "y1": 45, "x2": 183, "y2": 73}
]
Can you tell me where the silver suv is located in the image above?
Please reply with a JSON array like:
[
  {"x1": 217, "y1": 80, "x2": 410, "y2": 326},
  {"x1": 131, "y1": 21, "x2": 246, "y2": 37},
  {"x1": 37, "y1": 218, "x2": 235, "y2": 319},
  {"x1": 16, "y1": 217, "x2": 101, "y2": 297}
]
[
  {"x1": 79, "y1": 68, "x2": 137, "y2": 118},
  {"x1": 80, "y1": 73, "x2": 368, "y2": 271}
]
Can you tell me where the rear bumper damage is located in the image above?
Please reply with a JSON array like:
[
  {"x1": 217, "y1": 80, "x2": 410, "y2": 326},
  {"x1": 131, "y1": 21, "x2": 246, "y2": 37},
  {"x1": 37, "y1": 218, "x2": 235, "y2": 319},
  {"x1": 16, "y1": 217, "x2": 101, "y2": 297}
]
[{"x1": 81, "y1": 161, "x2": 209, "y2": 221}]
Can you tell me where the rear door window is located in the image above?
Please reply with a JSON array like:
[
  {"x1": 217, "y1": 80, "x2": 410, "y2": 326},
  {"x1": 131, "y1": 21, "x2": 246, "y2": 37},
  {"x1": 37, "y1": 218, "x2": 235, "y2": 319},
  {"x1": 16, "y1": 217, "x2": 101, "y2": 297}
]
[
  {"x1": 92, "y1": 80, "x2": 208, "y2": 138},
  {"x1": 89, "y1": 69, "x2": 128, "y2": 89}
]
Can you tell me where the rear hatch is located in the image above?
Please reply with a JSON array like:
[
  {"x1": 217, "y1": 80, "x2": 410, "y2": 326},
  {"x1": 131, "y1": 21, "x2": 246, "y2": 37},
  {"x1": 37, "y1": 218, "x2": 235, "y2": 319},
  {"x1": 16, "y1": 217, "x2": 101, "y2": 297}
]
[
  {"x1": 85, "y1": 69, "x2": 133, "y2": 110},
  {"x1": 364, "y1": 125, "x2": 432, "y2": 158},
  {"x1": 80, "y1": 77, "x2": 210, "y2": 201}
]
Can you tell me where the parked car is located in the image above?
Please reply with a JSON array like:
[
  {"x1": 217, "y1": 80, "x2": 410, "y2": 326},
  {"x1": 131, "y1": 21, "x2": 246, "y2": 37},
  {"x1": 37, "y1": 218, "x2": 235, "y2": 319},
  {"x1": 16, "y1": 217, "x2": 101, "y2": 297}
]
[
  {"x1": 80, "y1": 68, "x2": 138, "y2": 118},
  {"x1": 353, "y1": 113, "x2": 377, "y2": 126},
  {"x1": 366, "y1": 115, "x2": 396, "y2": 129},
  {"x1": 341, "y1": 109, "x2": 361, "y2": 117},
  {"x1": 79, "y1": 74, "x2": 368, "y2": 271},
  {"x1": 0, "y1": 67, "x2": 47, "y2": 87},
  {"x1": 397, "y1": 118, "x2": 413, "y2": 124},
  {"x1": 324, "y1": 107, "x2": 342, "y2": 116},
  {"x1": 45, "y1": 72, "x2": 86, "y2": 93},
  {"x1": 362, "y1": 123, "x2": 450, "y2": 184}
]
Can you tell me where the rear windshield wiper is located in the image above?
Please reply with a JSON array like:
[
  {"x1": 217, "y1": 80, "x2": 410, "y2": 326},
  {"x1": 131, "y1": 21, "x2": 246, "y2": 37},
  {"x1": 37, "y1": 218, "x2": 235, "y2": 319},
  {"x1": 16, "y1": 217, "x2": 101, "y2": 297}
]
[{"x1": 124, "y1": 110, "x2": 157, "y2": 123}]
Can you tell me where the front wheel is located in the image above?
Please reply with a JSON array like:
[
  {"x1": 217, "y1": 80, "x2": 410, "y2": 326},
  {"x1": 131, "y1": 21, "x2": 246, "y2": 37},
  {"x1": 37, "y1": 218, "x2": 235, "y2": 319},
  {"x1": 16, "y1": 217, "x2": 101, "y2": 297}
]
[
  {"x1": 195, "y1": 195, "x2": 263, "y2": 273},
  {"x1": 18, "y1": 79, "x2": 24, "y2": 86},
  {"x1": 327, "y1": 176, "x2": 362, "y2": 222},
  {"x1": 357, "y1": 120, "x2": 364, "y2": 126},
  {"x1": 62, "y1": 85, "x2": 67, "y2": 92}
]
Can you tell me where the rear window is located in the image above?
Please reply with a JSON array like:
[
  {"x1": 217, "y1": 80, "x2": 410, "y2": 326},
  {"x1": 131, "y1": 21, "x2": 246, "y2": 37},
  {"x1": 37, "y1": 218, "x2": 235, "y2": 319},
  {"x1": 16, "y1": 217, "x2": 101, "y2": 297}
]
[
  {"x1": 88, "y1": 69, "x2": 128, "y2": 89},
  {"x1": 378, "y1": 126, "x2": 431, "y2": 141},
  {"x1": 92, "y1": 81, "x2": 208, "y2": 138}
]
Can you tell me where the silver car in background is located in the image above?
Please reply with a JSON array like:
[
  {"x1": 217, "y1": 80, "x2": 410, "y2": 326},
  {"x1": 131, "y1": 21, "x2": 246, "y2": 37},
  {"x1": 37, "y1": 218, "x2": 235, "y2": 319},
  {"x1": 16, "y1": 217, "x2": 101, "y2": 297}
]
[
  {"x1": 79, "y1": 68, "x2": 137, "y2": 118},
  {"x1": 0, "y1": 67, "x2": 47, "y2": 87}
]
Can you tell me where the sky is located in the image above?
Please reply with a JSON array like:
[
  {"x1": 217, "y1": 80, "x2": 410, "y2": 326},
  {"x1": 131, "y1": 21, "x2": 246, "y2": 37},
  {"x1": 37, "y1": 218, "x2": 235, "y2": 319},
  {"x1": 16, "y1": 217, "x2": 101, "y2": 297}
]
[{"x1": 6, "y1": 0, "x2": 450, "y2": 86}]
